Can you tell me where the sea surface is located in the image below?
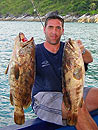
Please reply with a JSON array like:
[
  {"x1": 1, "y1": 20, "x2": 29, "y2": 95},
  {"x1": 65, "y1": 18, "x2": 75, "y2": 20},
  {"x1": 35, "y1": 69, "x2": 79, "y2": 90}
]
[{"x1": 0, "y1": 21, "x2": 98, "y2": 128}]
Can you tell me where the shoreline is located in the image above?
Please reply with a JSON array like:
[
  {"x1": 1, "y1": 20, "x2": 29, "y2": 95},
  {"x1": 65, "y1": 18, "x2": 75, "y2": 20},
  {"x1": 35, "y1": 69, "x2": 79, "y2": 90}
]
[{"x1": 0, "y1": 14, "x2": 98, "y2": 23}]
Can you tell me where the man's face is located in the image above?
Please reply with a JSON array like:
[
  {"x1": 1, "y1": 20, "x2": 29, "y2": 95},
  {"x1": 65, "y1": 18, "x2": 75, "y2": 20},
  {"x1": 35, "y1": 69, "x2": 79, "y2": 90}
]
[{"x1": 44, "y1": 19, "x2": 64, "y2": 45}]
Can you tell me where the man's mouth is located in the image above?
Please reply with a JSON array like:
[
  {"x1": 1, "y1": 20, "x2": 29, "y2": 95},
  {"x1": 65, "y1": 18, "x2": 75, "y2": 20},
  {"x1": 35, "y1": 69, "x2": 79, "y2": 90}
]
[{"x1": 50, "y1": 35, "x2": 57, "y2": 39}]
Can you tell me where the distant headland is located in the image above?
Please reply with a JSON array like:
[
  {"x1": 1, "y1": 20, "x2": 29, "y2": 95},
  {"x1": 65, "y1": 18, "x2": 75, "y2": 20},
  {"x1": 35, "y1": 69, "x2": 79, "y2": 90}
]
[{"x1": 0, "y1": 13, "x2": 98, "y2": 23}]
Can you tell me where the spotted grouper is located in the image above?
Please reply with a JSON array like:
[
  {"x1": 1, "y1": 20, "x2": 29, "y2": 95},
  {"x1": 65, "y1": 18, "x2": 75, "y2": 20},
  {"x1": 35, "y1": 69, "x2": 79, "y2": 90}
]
[
  {"x1": 5, "y1": 33, "x2": 35, "y2": 125},
  {"x1": 62, "y1": 38, "x2": 85, "y2": 126}
]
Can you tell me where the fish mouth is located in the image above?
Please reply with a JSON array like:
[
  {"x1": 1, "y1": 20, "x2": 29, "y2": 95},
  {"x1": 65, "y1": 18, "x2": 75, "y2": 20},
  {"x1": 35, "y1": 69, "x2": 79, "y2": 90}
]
[
  {"x1": 21, "y1": 37, "x2": 34, "y2": 48},
  {"x1": 18, "y1": 32, "x2": 34, "y2": 48}
]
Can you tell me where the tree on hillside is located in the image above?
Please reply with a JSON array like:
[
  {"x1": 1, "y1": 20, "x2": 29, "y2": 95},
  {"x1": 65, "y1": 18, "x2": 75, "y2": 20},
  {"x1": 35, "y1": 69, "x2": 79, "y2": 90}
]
[{"x1": 89, "y1": 3, "x2": 97, "y2": 10}]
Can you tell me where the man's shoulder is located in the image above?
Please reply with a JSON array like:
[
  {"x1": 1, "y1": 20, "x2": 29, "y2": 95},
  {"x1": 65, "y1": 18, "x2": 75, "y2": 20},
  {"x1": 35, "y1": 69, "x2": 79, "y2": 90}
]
[
  {"x1": 36, "y1": 42, "x2": 43, "y2": 46},
  {"x1": 35, "y1": 43, "x2": 44, "y2": 56},
  {"x1": 36, "y1": 43, "x2": 43, "y2": 49}
]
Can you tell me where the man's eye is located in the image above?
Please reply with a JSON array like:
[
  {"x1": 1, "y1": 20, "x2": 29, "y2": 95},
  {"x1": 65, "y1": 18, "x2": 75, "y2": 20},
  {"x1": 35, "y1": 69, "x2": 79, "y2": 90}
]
[
  {"x1": 48, "y1": 26, "x2": 53, "y2": 29},
  {"x1": 57, "y1": 26, "x2": 61, "y2": 30}
]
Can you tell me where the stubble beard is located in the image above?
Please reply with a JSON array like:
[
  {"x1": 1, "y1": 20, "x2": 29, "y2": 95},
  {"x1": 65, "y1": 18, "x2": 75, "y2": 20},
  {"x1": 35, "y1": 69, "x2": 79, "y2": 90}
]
[{"x1": 46, "y1": 35, "x2": 61, "y2": 45}]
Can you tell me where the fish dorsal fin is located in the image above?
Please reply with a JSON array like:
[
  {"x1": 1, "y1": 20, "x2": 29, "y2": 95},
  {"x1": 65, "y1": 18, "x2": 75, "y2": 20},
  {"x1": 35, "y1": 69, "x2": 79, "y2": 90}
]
[{"x1": 5, "y1": 64, "x2": 9, "y2": 74}]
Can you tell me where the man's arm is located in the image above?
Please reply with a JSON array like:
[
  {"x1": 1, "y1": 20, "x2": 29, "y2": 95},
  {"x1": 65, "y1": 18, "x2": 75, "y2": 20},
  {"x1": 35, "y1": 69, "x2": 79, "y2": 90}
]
[
  {"x1": 75, "y1": 40, "x2": 98, "y2": 130},
  {"x1": 76, "y1": 103, "x2": 98, "y2": 130},
  {"x1": 82, "y1": 49, "x2": 93, "y2": 63},
  {"x1": 77, "y1": 40, "x2": 93, "y2": 63}
]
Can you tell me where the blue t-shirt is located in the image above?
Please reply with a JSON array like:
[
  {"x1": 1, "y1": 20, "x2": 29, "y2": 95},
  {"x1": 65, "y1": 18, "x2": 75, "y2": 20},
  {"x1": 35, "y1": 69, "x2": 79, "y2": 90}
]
[
  {"x1": 32, "y1": 42, "x2": 88, "y2": 106},
  {"x1": 32, "y1": 42, "x2": 65, "y2": 96}
]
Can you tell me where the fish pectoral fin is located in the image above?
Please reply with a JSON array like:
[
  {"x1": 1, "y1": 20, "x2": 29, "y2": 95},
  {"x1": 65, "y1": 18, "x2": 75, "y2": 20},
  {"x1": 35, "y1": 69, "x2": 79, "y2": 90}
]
[
  {"x1": 23, "y1": 99, "x2": 31, "y2": 109},
  {"x1": 63, "y1": 91, "x2": 71, "y2": 111},
  {"x1": 14, "y1": 106, "x2": 25, "y2": 125},
  {"x1": 5, "y1": 64, "x2": 9, "y2": 74},
  {"x1": 10, "y1": 92, "x2": 14, "y2": 106},
  {"x1": 14, "y1": 64, "x2": 19, "y2": 80},
  {"x1": 79, "y1": 97, "x2": 84, "y2": 108},
  {"x1": 67, "y1": 112, "x2": 78, "y2": 126}
]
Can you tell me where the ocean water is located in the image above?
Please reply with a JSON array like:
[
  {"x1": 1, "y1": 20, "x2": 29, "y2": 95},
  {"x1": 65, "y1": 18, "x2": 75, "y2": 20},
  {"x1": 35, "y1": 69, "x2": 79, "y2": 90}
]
[{"x1": 0, "y1": 21, "x2": 98, "y2": 128}]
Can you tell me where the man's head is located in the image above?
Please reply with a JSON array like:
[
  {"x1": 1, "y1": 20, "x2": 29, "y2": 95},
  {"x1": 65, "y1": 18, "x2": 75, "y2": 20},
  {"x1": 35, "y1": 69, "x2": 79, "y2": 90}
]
[
  {"x1": 44, "y1": 11, "x2": 64, "y2": 45},
  {"x1": 45, "y1": 11, "x2": 64, "y2": 28}
]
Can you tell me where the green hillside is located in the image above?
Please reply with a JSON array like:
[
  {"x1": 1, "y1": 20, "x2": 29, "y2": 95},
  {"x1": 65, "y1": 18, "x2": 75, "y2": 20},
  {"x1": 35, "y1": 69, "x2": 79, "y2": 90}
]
[{"x1": 0, "y1": 0, "x2": 98, "y2": 17}]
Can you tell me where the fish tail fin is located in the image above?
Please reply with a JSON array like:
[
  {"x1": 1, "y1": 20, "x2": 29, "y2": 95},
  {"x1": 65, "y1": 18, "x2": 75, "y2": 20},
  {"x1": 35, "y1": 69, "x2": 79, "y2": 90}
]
[
  {"x1": 67, "y1": 112, "x2": 78, "y2": 126},
  {"x1": 14, "y1": 106, "x2": 25, "y2": 125}
]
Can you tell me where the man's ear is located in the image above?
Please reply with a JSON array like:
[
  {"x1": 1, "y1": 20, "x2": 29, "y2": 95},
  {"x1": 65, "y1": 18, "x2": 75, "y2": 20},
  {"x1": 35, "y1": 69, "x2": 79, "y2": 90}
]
[{"x1": 62, "y1": 28, "x2": 64, "y2": 35}]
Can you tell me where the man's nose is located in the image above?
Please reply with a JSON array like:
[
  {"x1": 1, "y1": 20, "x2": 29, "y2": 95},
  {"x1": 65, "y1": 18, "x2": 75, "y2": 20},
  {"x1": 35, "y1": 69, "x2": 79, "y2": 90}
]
[{"x1": 52, "y1": 28, "x2": 57, "y2": 34}]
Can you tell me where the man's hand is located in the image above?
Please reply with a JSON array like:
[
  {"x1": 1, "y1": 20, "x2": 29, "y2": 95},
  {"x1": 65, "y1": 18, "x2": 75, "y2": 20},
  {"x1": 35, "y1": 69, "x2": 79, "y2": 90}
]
[{"x1": 76, "y1": 40, "x2": 85, "y2": 54}]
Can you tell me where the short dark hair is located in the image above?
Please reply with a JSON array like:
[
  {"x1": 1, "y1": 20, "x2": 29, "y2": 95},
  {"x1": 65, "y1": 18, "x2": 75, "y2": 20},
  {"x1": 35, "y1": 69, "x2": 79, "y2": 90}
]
[{"x1": 45, "y1": 11, "x2": 64, "y2": 27}]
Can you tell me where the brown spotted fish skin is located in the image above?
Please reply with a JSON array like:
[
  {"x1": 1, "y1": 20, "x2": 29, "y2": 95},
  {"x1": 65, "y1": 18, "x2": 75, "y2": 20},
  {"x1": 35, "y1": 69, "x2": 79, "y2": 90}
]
[
  {"x1": 5, "y1": 34, "x2": 35, "y2": 125},
  {"x1": 62, "y1": 38, "x2": 85, "y2": 126}
]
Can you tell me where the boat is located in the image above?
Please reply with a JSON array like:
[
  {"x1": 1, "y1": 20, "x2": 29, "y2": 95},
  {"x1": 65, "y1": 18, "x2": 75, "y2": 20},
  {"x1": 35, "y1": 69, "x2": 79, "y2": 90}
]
[{"x1": 0, "y1": 109, "x2": 98, "y2": 130}]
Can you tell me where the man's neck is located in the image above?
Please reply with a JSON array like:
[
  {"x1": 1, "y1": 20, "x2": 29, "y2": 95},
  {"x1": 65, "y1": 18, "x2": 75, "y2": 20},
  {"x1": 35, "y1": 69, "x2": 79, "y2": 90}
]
[{"x1": 44, "y1": 42, "x2": 60, "y2": 53}]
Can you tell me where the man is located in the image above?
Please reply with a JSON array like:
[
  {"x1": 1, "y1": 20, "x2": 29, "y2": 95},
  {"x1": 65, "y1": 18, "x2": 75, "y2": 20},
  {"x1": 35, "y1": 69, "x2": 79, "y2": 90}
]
[{"x1": 31, "y1": 11, "x2": 98, "y2": 130}]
